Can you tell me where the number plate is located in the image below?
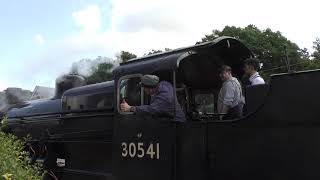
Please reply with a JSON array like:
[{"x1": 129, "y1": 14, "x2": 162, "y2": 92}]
[{"x1": 121, "y1": 142, "x2": 160, "y2": 159}]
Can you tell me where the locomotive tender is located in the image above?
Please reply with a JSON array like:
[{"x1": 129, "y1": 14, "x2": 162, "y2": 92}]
[{"x1": 4, "y1": 36, "x2": 320, "y2": 180}]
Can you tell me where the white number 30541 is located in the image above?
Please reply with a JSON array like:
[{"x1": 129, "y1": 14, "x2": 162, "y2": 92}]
[{"x1": 121, "y1": 142, "x2": 160, "y2": 159}]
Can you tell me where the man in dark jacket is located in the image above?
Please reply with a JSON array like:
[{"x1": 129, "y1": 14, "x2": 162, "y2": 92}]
[{"x1": 120, "y1": 75, "x2": 186, "y2": 122}]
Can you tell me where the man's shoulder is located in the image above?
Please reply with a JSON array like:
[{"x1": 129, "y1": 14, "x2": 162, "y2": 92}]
[
  {"x1": 159, "y1": 81, "x2": 173, "y2": 88},
  {"x1": 231, "y1": 77, "x2": 241, "y2": 83},
  {"x1": 159, "y1": 80, "x2": 171, "y2": 85},
  {"x1": 252, "y1": 77, "x2": 265, "y2": 85},
  {"x1": 222, "y1": 80, "x2": 233, "y2": 88},
  {"x1": 220, "y1": 81, "x2": 235, "y2": 94},
  {"x1": 224, "y1": 77, "x2": 239, "y2": 86},
  {"x1": 223, "y1": 80, "x2": 233, "y2": 86},
  {"x1": 157, "y1": 81, "x2": 173, "y2": 93}
]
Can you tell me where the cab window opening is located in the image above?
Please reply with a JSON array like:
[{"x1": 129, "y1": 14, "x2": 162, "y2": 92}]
[
  {"x1": 118, "y1": 71, "x2": 188, "y2": 122},
  {"x1": 175, "y1": 52, "x2": 260, "y2": 121},
  {"x1": 119, "y1": 76, "x2": 143, "y2": 106}
]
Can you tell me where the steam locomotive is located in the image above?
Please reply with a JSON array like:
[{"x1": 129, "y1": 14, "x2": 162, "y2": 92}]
[{"x1": 4, "y1": 36, "x2": 320, "y2": 180}]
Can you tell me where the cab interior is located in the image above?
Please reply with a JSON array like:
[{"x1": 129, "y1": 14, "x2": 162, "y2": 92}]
[
  {"x1": 118, "y1": 51, "x2": 269, "y2": 121},
  {"x1": 160, "y1": 52, "x2": 268, "y2": 121}
]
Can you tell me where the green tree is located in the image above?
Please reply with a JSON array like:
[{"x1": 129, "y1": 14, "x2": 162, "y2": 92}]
[
  {"x1": 299, "y1": 48, "x2": 310, "y2": 60},
  {"x1": 147, "y1": 49, "x2": 163, "y2": 55},
  {"x1": 312, "y1": 38, "x2": 320, "y2": 60},
  {"x1": 70, "y1": 56, "x2": 115, "y2": 84},
  {"x1": 86, "y1": 62, "x2": 114, "y2": 84},
  {"x1": 117, "y1": 51, "x2": 137, "y2": 63},
  {"x1": 200, "y1": 25, "x2": 305, "y2": 74},
  {"x1": 145, "y1": 48, "x2": 172, "y2": 56}
]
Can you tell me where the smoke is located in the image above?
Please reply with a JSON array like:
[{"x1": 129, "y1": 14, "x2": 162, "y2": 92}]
[
  {"x1": 0, "y1": 88, "x2": 32, "y2": 114},
  {"x1": 51, "y1": 56, "x2": 119, "y2": 97},
  {"x1": 54, "y1": 74, "x2": 87, "y2": 99},
  {"x1": 69, "y1": 56, "x2": 118, "y2": 77},
  {"x1": 0, "y1": 92, "x2": 8, "y2": 113}
]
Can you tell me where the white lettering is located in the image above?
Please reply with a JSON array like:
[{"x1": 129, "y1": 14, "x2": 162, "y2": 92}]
[
  {"x1": 121, "y1": 142, "x2": 128, "y2": 157},
  {"x1": 146, "y1": 144, "x2": 156, "y2": 159},
  {"x1": 137, "y1": 143, "x2": 145, "y2": 158},
  {"x1": 129, "y1": 143, "x2": 136, "y2": 157},
  {"x1": 121, "y1": 142, "x2": 160, "y2": 159}
]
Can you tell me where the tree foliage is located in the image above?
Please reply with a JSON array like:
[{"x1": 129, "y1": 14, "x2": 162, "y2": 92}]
[
  {"x1": 86, "y1": 62, "x2": 114, "y2": 84},
  {"x1": 299, "y1": 48, "x2": 310, "y2": 60},
  {"x1": 0, "y1": 130, "x2": 43, "y2": 180},
  {"x1": 145, "y1": 48, "x2": 172, "y2": 56},
  {"x1": 200, "y1": 25, "x2": 305, "y2": 73},
  {"x1": 312, "y1": 38, "x2": 320, "y2": 61},
  {"x1": 147, "y1": 49, "x2": 163, "y2": 55},
  {"x1": 117, "y1": 51, "x2": 137, "y2": 63},
  {"x1": 70, "y1": 56, "x2": 114, "y2": 84}
]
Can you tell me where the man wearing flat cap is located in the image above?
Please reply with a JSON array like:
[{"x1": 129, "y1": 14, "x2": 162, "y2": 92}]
[{"x1": 120, "y1": 75, "x2": 186, "y2": 122}]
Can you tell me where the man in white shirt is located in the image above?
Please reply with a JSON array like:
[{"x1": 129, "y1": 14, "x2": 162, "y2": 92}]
[
  {"x1": 218, "y1": 65, "x2": 245, "y2": 119},
  {"x1": 243, "y1": 58, "x2": 265, "y2": 85}
]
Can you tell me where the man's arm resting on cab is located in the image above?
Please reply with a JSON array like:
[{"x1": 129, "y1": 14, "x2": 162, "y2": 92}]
[
  {"x1": 130, "y1": 106, "x2": 136, "y2": 112},
  {"x1": 120, "y1": 100, "x2": 135, "y2": 112},
  {"x1": 120, "y1": 96, "x2": 169, "y2": 115}
]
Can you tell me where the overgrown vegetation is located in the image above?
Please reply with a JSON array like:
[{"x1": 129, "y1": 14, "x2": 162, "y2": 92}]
[{"x1": 0, "y1": 130, "x2": 43, "y2": 180}]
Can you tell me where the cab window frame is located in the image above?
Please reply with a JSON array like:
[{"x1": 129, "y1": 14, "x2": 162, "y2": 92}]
[{"x1": 117, "y1": 74, "x2": 144, "y2": 115}]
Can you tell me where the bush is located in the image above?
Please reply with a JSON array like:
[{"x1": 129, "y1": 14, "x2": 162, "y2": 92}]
[{"x1": 0, "y1": 131, "x2": 43, "y2": 180}]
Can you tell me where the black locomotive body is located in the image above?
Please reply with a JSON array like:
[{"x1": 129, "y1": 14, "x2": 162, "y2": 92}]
[
  {"x1": 6, "y1": 78, "x2": 115, "y2": 179},
  {"x1": 4, "y1": 36, "x2": 320, "y2": 180}
]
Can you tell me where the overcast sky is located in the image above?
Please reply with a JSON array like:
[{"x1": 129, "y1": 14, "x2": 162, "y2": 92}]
[{"x1": 0, "y1": 0, "x2": 319, "y2": 91}]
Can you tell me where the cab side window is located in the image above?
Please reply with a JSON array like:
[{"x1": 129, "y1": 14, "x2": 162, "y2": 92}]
[
  {"x1": 65, "y1": 93, "x2": 113, "y2": 111},
  {"x1": 119, "y1": 76, "x2": 143, "y2": 113}
]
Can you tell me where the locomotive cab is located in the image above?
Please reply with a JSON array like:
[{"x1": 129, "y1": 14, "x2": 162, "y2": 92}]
[
  {"x1": 112, "y1": 37, "x2": 255, "y2": 180},
  {"x1": 113, "y1": 37, "x2": 320, "y2": 180}
]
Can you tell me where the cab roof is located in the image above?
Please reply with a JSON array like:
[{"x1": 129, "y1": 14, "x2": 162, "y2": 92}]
[{"x1": 113, "y1": 36, "x2": 254, "y2": 78}]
